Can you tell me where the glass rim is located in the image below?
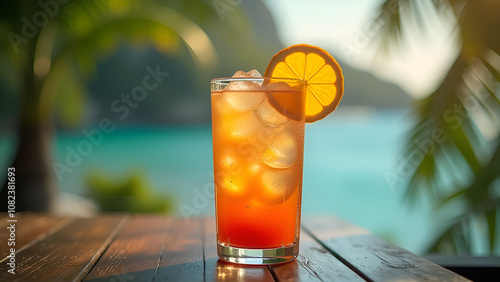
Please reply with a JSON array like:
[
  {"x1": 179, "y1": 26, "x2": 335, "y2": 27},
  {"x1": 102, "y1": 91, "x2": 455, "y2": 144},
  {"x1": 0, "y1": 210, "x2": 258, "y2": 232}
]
[{"x1": 210, "y1": 77, "x2": 302, "y2": 83}]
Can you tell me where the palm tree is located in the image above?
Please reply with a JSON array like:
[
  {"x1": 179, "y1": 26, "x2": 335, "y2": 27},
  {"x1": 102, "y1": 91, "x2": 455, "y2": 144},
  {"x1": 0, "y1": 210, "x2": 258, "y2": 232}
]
[
  {"x1": 371, "y1": 0, "x2": 500, "y2": 254},
  {"x1": 0, "y1": 0, "x2": 219, "y2": 212}
]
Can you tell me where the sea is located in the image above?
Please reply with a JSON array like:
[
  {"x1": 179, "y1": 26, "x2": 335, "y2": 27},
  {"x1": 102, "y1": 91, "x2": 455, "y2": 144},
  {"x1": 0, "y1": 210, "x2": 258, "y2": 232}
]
[{"x1": 0, "y1": 108, "x2": 453, "y2": 255}]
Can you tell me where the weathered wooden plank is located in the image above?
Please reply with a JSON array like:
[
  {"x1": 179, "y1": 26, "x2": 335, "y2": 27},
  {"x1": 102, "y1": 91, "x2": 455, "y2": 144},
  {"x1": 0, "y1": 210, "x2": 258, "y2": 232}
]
[
  {"x1": 270, "y1": 230, "x2": 365, "y2": 281},
  {"x1": 304, "y1": 216, "x2": 470, "y2": 282},
  {"x1": 84, "y1": 215, "x2": 170, "y2": 282},
  {"x1": 0, "y1": 214, "x2": 129, "y2": 281},
  {"x1": 0, "y1": 213, "x2": 73, "y2": 261},
  {"x1": 153, "y1": 217, "x2": 205, "y2": 281},
  {"x1": 203, "y1": 217, "x2": 275, "y2": 282},
  {"x1": 0, "y1": 213, "x2": 9, "y2": 224},
  {"x1": 0, "y1": 213, "x2": 12, "y2": 252},
  {"x1": 0, "y1": 212, "x2": 23, "y2": 229}
]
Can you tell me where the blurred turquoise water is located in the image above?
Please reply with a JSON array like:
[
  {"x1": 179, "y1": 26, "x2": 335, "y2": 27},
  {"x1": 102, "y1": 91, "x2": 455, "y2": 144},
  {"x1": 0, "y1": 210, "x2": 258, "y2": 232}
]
[{"x1": 1, "y1": 108, "x2": 441, "y2": 254}]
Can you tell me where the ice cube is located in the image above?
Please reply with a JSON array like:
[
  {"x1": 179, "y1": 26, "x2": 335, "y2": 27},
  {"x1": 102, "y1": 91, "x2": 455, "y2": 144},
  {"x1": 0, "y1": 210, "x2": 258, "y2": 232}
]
[
  {"x1": 261, "y1": 131, "x2": 297, "y2": 169},
  {"x1": 248, "y1": 163, "x2": 263, "y2": 176},
  {"x1": 228, "y1": 69, "x2": 262, "y2": 92},
  {"x1": 221, "y1": 155, "x2": 239, "y2": 169},
  {"x1": 225, "y1": 81, "x2": 259, "y2": 92},
  {"x1": 254, "y1": 100, "x2": 289, "y2": 127},
  {"x1": 222, "y1": 110, "x2": 262, "y2": 140},
  {"x1": 226, "y1": 70, "x2": 261, "y2": 92},
  {"x1": 232, "y1": 70, "x2": 248, "y2": 77},
  {"x1": 223, "y1": 91, "x2": 265, "y2": 112},
  {"x1": 223, "y1": 71, "x2": 265, "y2": 112},
  {"x1": 260, "y1": 168, "x2": 298, "y2": 204},
  {"x1": 232, "y1": 69, "x2": 262, "y2": 78},
  {"x1": 246, "y1": 69, "x2": 262, "y2": 77},
  {"x1": 216, "y1": 155, "x2": 244, "y2": 195},
  {"x1": 218, "y1": 175, "x2": 243, "y2": 195},
  {"x1": 223, "y1": 70, "x2": 265, "y2": 112}
]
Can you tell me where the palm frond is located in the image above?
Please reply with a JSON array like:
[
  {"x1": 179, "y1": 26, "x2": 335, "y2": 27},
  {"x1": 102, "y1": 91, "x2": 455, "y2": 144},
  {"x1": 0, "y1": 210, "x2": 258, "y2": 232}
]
[
  {"x1": 369, "y1": 0, "x2": 500, "y2": 254},
  {"x1": 405, "y1": 51, "x2": 500, "y2": 253},
  {"x1": 369, "y1": 0, "x2": 458, "y2": 57},
  {"x1": 486, "y1": 208, "x2": 497, "y2": 252},
  {"x1": 369, "y1": 0, "x2": 403, "y2": 57}
]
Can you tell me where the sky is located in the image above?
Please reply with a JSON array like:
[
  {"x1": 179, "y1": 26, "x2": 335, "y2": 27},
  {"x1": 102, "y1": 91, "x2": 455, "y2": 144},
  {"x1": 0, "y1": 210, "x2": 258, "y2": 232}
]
[{"x1": 263, "y1": 0, "x2": 460, "y2": 98}]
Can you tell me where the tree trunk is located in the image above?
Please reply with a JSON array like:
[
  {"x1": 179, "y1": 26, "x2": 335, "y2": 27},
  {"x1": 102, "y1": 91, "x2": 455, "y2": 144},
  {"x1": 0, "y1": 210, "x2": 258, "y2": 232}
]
[
  {"x1": 1, "y1": 121, "x2": 56, "y2": 212},
  {"x1": 1, "y1": 31, "x2": 56, "y2": 212}
]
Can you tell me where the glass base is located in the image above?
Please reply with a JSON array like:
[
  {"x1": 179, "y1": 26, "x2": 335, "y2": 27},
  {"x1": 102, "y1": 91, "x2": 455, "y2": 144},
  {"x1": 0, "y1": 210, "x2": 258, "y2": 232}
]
[{"x1": 217, "y1": 242, "x2": 299, "y2": 265}]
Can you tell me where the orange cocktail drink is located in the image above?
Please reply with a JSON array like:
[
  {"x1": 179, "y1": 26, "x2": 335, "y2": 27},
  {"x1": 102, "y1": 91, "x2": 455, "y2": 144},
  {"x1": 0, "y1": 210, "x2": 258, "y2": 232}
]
[
  {"x1": 211, "y1": 44, "x2": 344, "y2": 265},
  {"x1": 211, "y1": 75, "x2": 305, "y2": 264}
]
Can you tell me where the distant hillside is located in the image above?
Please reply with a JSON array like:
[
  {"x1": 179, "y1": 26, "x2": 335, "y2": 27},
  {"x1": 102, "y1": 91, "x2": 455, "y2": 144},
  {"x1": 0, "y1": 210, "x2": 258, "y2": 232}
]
[
  {"x1": 337, "y1": 60, "x2": 413, "y2": 108},
  {"x1": 215, "y1": 0, "x2": 413, "y2": 108}
]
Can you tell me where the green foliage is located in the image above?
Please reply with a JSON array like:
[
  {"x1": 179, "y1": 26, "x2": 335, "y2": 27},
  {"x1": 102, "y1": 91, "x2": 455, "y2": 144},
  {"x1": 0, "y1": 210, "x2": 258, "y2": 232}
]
[
  {"x1": 55, "y1": 65, "x2": 86, "y2": 127},
  {"x1": 86, "y1": 171, "x2": 173, "y2": 213},
  {"x1": 0, "y1": 0, "x2": 222, "y2": 125},
  {"x1": 371, "y1": 0, "x2": 500, "y2": 254}
]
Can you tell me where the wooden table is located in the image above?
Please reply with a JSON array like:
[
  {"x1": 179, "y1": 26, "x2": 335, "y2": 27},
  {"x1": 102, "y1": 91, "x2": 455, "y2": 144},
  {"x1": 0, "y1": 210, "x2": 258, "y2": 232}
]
[{"x1": 0, "y1": 213, "x2": 469, "y2": 281}]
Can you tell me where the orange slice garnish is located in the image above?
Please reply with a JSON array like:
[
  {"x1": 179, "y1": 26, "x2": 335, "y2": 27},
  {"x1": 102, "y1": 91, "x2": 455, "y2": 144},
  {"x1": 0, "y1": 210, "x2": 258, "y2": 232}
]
[{"x1": 264, "y1": 44, "x2": 344, "y2": 122}]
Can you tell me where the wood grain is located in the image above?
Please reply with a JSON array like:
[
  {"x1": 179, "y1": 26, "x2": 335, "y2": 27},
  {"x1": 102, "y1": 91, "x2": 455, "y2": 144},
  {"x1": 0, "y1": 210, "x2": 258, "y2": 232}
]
[
  {"x1": 0, "y1": 214, "x2": 471, "y2": 281},
  {"x1": 0, "y1": 214, "x2": 129, "y2": 282},
  {"x1": 203, "y1": 217, "x2": 276, "y2": 282},
  {"x1": 0, "y1": 213, "x2": 73, "y2": 261},
  {"x1": 270, "y1": 230, "x2": 365, "y2": 281},
  {"x1": 0, "y1": 213, "x2": 9, "y2": 226},
  {"x1": 0, "y1": 212, "x2": 23, "y2": 229},
  {"x1": 84, "y1": 215, "x2": 170, "y2": 281},
  {"x1": 304, "y1": 216, "x2": 470, "y2": 282},
  {"x1": 153, "y1": 217, "x2": 205, "y2": 281}
]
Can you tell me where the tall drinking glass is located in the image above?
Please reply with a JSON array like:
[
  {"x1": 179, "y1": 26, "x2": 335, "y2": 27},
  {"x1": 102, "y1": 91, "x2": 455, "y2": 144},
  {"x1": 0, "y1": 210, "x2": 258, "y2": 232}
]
[{"x1": 211, "y1": 77, "x2": 305, "y2": 264}]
